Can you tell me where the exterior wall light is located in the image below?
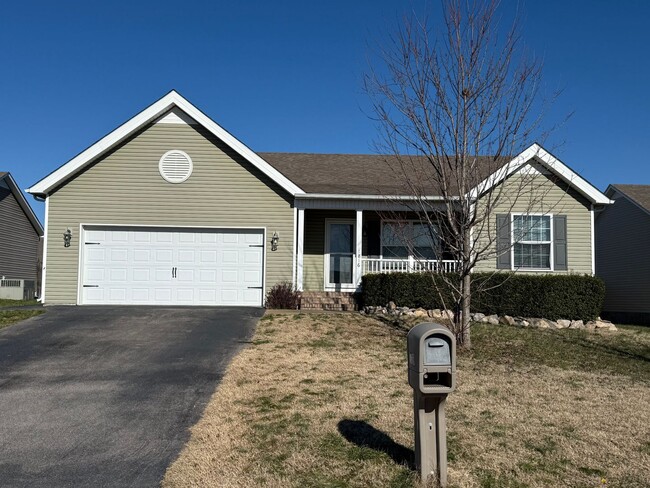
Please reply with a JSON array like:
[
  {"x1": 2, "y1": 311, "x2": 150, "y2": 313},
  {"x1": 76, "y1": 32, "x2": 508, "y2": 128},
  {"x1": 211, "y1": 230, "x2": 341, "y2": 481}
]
[
  {"x1": 63, "y1": 228, "x2": 72, "y2": 248},
  {"x1": 271, "y1": 232, "x2": 279, "y2": 251}
]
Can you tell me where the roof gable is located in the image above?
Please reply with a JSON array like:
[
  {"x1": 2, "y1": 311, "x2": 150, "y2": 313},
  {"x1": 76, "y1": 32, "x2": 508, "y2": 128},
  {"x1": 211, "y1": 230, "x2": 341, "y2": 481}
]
[
  {"x1": 0, "y1": 172, "x2": 43, "y2": 235},
  {"x1": 26, "y1": 91, "x2": 304, "y2": 197},
  {"x1": 469, "y1": 144, "x2": 613, "y2": 205},
  {"x1": 606, "y1": 184, "x2": 650, "y2": 216}
]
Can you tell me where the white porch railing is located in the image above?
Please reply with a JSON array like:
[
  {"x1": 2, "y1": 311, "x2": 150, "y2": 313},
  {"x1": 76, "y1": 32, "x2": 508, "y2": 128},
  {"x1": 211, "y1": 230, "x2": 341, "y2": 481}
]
[{"x1": 361, "y1": 257, "x2": 460, "y2": 275}]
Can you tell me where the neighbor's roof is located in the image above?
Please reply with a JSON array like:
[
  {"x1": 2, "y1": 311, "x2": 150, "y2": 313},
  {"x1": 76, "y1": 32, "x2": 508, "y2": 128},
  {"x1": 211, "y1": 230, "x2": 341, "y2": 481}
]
[
  {"x1": 0, "y1": 172, "x2": 44, "y2": 235},
  {"x1": 609, "y1": 184, "x2": 650, "y2": 214}
]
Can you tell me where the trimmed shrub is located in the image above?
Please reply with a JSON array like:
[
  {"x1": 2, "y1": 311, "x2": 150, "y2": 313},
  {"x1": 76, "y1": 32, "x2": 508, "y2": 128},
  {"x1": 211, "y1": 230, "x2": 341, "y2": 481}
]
[
  {"x1": 265, "y1": 282, "x2": 300, "y2": 309},
  {"x1": 360, "y1": 272, "x2": 605, "y2": 321}
]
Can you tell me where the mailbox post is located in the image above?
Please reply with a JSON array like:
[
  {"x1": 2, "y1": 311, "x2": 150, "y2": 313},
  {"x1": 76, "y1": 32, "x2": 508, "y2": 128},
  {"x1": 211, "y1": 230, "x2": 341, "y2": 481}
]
[{"x1": 407, "y1": 323, "x2": 456, "y2": 487}]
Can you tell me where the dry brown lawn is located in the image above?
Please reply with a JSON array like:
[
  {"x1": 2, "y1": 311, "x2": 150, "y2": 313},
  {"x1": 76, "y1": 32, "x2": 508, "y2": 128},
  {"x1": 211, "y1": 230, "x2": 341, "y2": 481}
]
[{"x1": 163, "y1": 313, "x2": 650, "y2": 488}]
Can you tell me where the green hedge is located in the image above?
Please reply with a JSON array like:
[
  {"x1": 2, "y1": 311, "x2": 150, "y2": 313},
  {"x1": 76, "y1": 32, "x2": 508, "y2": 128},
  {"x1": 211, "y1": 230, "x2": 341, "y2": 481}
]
[{"x1": 360, "y1": 272, "x2": 605, "y2": 321}]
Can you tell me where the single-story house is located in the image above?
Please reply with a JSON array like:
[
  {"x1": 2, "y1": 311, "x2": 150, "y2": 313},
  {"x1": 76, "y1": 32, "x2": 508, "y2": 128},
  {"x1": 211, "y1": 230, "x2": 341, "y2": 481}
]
[
  {"x1": 27, "y1": 91, "x2": 612, "y2": 308},
  {"x1": 1, "y1": 172, "x2": 44, "y2": 299},
  {"x1": 596, "y1": 184, "x2": 650, "y2": 325}
]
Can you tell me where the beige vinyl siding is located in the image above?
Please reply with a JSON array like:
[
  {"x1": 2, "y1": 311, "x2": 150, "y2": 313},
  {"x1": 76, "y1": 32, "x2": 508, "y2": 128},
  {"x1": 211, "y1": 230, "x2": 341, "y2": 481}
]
[
  {"x1": 45, "y1": 122, "x2": 294, "y2": 304},
  {"x1": 0, "y1": 184, "x2": 41, "y2": 281},
  {"x1": 596, "y1": 193, "x2": 650, "y2": 314},
  {"x1": 474, "y1": 168, "x2": 593, "y2": 274}
]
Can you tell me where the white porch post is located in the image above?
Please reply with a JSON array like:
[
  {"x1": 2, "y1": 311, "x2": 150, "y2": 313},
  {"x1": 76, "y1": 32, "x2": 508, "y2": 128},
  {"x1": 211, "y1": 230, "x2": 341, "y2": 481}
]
[
  {"x1": 355, "y1": 209, "x2": 363, "y2": 286},
  {"x1": 296, "y1": 208, "x2": 305, "y2": 291}
]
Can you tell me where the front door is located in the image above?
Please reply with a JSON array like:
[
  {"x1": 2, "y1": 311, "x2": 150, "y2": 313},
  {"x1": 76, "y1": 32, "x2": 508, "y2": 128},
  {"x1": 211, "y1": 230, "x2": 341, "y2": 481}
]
[{"x1": 325, "y1": 220, "x2": 355, "y2": 289}]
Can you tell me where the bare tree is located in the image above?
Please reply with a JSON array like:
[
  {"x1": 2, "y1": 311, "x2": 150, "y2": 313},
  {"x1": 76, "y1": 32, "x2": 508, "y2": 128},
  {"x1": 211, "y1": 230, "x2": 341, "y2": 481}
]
[{"x1": 365, "y1": 0, "x2": 561, "y2": 348}]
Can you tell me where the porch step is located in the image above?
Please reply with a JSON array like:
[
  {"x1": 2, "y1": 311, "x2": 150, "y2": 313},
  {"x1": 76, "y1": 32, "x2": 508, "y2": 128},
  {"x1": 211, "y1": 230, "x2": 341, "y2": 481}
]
[{"x1": 300, "y1": 292, "x2": 358, "y2": 311}]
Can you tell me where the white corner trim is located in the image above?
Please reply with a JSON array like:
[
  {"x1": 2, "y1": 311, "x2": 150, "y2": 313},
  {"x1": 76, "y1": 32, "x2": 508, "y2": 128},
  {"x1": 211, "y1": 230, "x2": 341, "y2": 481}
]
[
  {"x1": 26, "y1": 90, "x2": 305, "y2": 197},
  {"x1": 470, "y1": 143, "x2": 614, "y2": 205},
  {"x1": 590, "y1": 205, "x2": 595, "y2": 275},
  {"x1": 296, "y1": 209, "x2": 305, "y2": 291},
  {"x1": 40, "y1": 196, "x2": 49, "y2": 303},
  {"x1": 292, "y1": 206, "x2": 297, "y2": 288}
]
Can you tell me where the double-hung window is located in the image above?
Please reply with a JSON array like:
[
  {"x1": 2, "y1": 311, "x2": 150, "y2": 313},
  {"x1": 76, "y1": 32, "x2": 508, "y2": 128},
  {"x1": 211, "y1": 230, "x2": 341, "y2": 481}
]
[{"x1": 512, "y1": 215, "x2": 552, "y2": 270}]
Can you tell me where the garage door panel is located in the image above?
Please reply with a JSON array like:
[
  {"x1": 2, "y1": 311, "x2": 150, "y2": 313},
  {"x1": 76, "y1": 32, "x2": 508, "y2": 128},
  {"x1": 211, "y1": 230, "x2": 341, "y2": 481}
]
[
  {"x1": 132, "y1": 288, "x2": 150, "y2": 302},
  {"x1": 155, "y1": 232, "x2": 173, "y2": 243},
  {"x1": 133, "y1": 249, "x2": 151, "y2": 262},
  {"x1": 82, "y1": 227, "x2": 264, "y2": 306},
  {"x1": 85, "y1": 247, "x2": 106, "y2": 263},
  {"x1": 156, "y1": 249, "x2": 173, "y2": 262},
  {"x1": 109, "y1": 268, "x2": 128, "y2": 281}
]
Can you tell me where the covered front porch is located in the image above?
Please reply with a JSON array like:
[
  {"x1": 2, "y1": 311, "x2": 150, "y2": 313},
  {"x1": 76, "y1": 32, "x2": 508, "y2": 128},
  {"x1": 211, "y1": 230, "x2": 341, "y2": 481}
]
[{"x1": 293, "y1": 204, "x2": 459, "y2": 293}]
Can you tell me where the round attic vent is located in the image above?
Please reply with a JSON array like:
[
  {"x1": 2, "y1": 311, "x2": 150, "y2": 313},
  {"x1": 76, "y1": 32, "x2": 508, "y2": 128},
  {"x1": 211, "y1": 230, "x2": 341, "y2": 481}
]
[{"x1": 159, "y1": 150, "x2": 193, "y2": 183}]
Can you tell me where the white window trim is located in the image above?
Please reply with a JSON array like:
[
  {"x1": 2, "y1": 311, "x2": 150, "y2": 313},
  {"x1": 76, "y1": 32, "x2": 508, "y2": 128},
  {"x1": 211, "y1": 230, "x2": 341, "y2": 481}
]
[
  {"x1": 324, "y1": 218, "x2": 357, "y2": 291},
  {"x1": 380, "y1": 219, "x2": 439, "y2": 260},
  {"x1": 510, "y1": 213, "x2": 554, "y2": 272}
]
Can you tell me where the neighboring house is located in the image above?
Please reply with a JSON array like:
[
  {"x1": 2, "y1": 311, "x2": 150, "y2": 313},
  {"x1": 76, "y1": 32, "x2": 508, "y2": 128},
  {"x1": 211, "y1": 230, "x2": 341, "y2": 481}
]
[
  {"x1": 26, "y1": 91, "x2": 612, "y2": 307},
  {"x1": 0, "y1": 172, "x2": 44, "y2": 299},
  {"x1": 596, "y1": 184, "x2": 650, "y2": 325}
]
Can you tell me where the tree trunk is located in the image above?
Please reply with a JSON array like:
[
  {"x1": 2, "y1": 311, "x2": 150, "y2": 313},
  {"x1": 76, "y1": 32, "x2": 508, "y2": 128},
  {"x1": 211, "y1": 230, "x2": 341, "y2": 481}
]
[{"x1": 460, "y1": 272, "x2": 471, "y2": 349}]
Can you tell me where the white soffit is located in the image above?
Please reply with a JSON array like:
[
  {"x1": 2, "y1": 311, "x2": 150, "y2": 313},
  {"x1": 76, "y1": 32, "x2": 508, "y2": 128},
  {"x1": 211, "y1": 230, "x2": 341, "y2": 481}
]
[{"x1": 26, "y1": 91, "x2": 305, "y2": 196}]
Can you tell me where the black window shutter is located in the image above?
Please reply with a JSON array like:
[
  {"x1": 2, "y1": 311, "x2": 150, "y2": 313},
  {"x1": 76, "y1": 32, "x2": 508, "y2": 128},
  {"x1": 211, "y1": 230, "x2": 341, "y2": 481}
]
[
  {"x1": 554, "y1": 215, "x2": 568, "y2": 271},
  {"x1": 496, "y1": 214, "x2": 511, "y2": 269}
]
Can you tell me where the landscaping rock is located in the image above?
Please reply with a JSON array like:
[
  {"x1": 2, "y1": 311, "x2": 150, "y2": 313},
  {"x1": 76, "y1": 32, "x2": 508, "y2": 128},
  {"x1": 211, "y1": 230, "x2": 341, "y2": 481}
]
[
  {"x1": 499, "y1": 315, "x2": 516, "y2": 326},
  {"x1": 486, "y1": 314, "x2": 500, "y2": 325},
  {"x1": 387, "y1": 301, "x2": 397, "y2": 311},
  {"x1": 556, "y1": 319, "x2": 571, "y2": 329},
  {"x1": 443, "y1": 310, "x2": 455, "y2": 322},
  {"x1": 413, "y1": 308, "x2": 428, "y2": 318},
  {"x1": 585, "y1": 321, "x2": 596, "y2": 330},
  {"x1": 529, "y1": 318, "x2": 549, "y2": 328},
  {"x1": 593, "y1": 320, "x2": 617, "y2": 331},
  {"x1": 472, "y1": 313, "x2": 486, "y2": 322},
  {"x1": 514, "y1": 318, "x2": 530, "y2": 327},
  {"x1": 569, "y1": 320, "x2": 584, "y2": 329},
  {"x1": 429, "y1": 309, "x2": 442, "y2": 318}
]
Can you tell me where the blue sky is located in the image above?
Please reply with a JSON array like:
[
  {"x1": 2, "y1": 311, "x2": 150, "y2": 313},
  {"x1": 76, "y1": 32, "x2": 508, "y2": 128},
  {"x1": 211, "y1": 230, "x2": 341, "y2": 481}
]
[{"x1": 1, "y1": 0, "x2": 649, "y2": 223}]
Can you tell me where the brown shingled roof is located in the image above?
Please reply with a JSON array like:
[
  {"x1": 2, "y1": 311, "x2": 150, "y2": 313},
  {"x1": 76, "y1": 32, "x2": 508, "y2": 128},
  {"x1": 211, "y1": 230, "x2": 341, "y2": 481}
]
[
  {"x1": 611, "y1": 184, "x2": 650, "y2": 213},
  {"x1": 258, "y1": 153, "x2": 503, "y2": 196}
]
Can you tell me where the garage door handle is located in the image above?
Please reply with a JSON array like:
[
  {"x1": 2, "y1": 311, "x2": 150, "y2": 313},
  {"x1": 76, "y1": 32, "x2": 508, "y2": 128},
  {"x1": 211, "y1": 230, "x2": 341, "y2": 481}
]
[
  {"x1": 172, "y1": 267, "x2": 177, "y2": 278},
  {"x1": 83, "y1": 285, "x2": 99, "y2": 288},
  {"x1": 249, "y1": 244, "x2": 263, "y2": 247},
  {"x1": 248, "y1": 286, "x2": 263, "y2": 289}
]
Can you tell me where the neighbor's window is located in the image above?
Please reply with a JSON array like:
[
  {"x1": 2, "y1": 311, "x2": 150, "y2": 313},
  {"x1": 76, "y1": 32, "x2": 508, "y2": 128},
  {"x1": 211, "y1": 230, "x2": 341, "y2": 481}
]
[
  {"x1": 512, "y1": 215, "x2": 551, "y2": 269},
  {"x1": 382, "y1": 221, "x2": 437, "y2": 260}
]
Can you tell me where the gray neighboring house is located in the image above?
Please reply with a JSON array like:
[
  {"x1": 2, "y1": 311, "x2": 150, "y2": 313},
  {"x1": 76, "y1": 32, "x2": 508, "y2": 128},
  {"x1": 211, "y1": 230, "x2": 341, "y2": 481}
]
[
  {"x1": 0, "y1": 172, "x2": 44, "y2": 299},
  {"x1": 596, "y1": 184, "x2": 650, "y2": 325}
]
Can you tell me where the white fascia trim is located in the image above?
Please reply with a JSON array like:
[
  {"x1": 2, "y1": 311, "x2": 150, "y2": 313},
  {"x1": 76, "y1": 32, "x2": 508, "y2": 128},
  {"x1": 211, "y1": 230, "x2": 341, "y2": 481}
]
[
  {"x1": 469, "y1": 143, "x2": 614, "y2": 206},
  {"x1": 590, "y1": 205, "x2": 595, "y2": 275},
  {"x1": 295, "y1": 193, "x2": 451, "y2": 200},
  {"x1": 40, "y1": 195, "x2": 49, "y2": 303},
  {"x1": 26, "y1": 90, "x2": 305, "y2": 197}
]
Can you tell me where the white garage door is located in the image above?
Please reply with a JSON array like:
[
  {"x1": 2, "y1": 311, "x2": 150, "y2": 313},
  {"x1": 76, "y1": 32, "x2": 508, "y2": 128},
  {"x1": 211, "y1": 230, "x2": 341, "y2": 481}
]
[{"x1": 81, "y1": 227, "x2": 264, "y2": 306}]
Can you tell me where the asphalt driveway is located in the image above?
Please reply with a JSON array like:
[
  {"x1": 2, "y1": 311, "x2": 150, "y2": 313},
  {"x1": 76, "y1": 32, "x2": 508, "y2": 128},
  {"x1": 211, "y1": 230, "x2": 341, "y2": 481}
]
[{"x1": 0, "y1": 306, "x2": 262, "y2": 487}]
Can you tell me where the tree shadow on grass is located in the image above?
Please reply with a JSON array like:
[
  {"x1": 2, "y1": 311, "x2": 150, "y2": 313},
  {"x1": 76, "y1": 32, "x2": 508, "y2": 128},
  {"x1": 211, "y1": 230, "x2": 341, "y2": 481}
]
[{"x1": 337, "y1": 419, "x2": 415, "y2": 469}]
